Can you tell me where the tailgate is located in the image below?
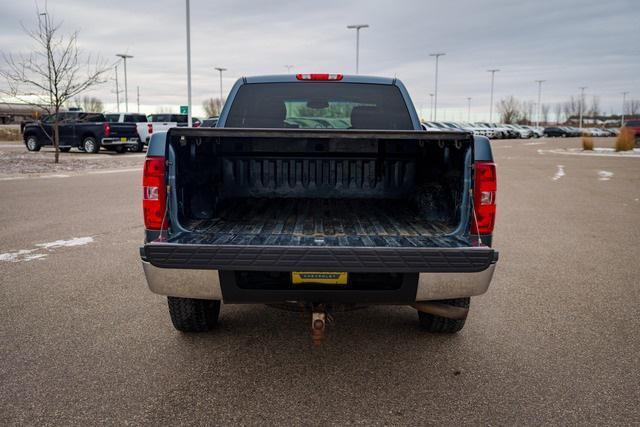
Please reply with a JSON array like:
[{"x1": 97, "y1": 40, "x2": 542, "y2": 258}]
[{"x1": 108, "y1": 123, "x2": 138, "y2": 138}]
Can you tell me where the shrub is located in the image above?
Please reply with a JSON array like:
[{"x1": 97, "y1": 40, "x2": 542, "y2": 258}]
[
  {"x1": 582, "y1": 135, "x2": 594, "y2": 151},
  {"x1": 0, "y1": 126, "x2": 21, "y2": 141},
  {"x1": 616, "y1": 128, "x2": 635, "y2": 152}
]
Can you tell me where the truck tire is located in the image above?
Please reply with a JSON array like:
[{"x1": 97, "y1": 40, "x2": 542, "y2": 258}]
[
  {"x1": 114, "y1": 145, "x2": 126, "y2": 154},
  {"x1": 418, "y1": 297, "x2": 470, "y2": 333},
  {"x1": 82, "y1": 136, "x2": 99, "y2": 153},
  {"x1": 130, "y1": 141, "x2": 144, "y2": 152},
  {"x1": 167, "y1": 296, "x2": 220, "y2": 332},
  {"x1": 25, "y1": 135, "x2": 41, "y2": 151}
]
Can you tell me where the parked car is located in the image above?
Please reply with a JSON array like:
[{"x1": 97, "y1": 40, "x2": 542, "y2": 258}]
[
  {"x1": 457, "y1": 122, "x2": 496, "y2": 139},
  {"x1": 146, "y1": 114, "x2": 189, "y2": 134},
  {"x1": 503, "y1": 124, "x2": 532, "y2": 139},
  {"x1": 622, "y1": 120, "x2": 640, "y2": 140},
  {"x1": 476, "y1": 122, "x2": 509, "y2": 139},
  {"x1": 104, "y1": 112, "x2": 150, "y2": 152},
  {"x1": 521, "y1": 125, "x2": 544, "y2": 138},
  {"x1": 140, "y1": 73, "x2": 498, "y2": 338},
  {"x1": 544, "y1": 127, "x2": 571, "y2": 137},
  {"x1": 22, "y1": 112, "x2": 139, "y2": 153}
]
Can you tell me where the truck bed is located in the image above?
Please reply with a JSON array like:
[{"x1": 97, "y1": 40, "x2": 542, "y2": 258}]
[{"x1": 175, "y1": 198, "x2": 470, "y2": 248}]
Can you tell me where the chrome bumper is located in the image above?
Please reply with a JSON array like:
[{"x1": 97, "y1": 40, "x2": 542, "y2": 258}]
[
  {"x1": 416, "y1": 264, "x2": 496, "y2": 301},
  {"x1": 142, "y1": 261, "x2": 496, "y2": 302},
  {"x1": 142, "y1": 261, "x2": 222, "y2": 299},
  {"x1": 101, "y1": 138, "x2": 139, "y2": 146}
]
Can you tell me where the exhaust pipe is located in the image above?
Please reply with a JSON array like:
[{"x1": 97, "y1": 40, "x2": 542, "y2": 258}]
[{"x1": 412, "y1": 302, "x2": 468, "y2": 320}]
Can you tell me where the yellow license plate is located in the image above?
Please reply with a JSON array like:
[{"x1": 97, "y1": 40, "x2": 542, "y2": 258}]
[
  {"x1": 120, "y1": 137, "x2": 127, "y2": 142},
  {"x1": 291, "y1": 272, "x2": 348, "y2": 285}
]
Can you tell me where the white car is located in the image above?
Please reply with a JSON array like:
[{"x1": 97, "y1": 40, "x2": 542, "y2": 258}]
[
  {"x1": 105, "y1": 112, "x2": 150, "y2": 151},
  {"x1": 454, "y1": 121, "x2": 496, "y2": 139},
  {"x1": 504, "y1": 124, "x2": 532, "y2": 139},
  {"x1": 521, "y1": 125, "x2": 544, "y2": 138}
]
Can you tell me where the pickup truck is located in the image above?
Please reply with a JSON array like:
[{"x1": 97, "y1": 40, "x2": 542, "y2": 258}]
[
  {"x1": 22, "y1": 112, "x2": 139, "y2": 153},
  {"x1": 104, "y1": 112, "x2": 151, "y2": 152},
  {"x1": 140, "y1": 74, "x2": 498, "y2": 342}
]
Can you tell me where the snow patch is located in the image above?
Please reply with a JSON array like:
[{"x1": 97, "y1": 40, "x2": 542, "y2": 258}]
[
  {"x1": 538, "y1": 148, "x2": 640, "y2": 158},
  {"x1": 0, "y1": 236, "x2": 94, "y2": 263},
  {"x1": 552, "y1": 165, "x2": 565, "y2": 181},
  {"x1": 598, "y1": 171, "x2": 613, "y2": 181}
]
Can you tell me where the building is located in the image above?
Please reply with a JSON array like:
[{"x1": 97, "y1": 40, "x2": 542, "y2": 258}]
[{"x1": 0, "y1": 103, "x2": 51, "y2": 124}]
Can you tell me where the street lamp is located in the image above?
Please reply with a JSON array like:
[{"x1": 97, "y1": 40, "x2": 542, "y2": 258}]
[
  {"x1": 429, "y1": 53, "x2": 445, "y2": 121},
  {"x1": 185, "y1": 0, "x2": 192, "y2": 126},
  {"x1": 346, "y1": 24, "x2": 369, "y2": 74},
  {"x1": 578, "y1": 86, "x2": 587, "y2": 129},
  {"x1": 429, "y1": 93, "x2": 434, "y2": 121},
  {"x1": 284, "y1": 65, "x2": 294, "y2": 74},
  {"x1": 214, "y1": 67, "x2": 227, "y2": 106},
  {"x1": 621, "y1": 91, "x2": 629, "y2": 127},
  {"x1": 535, "y1": 80, "x2": 545, "y2": 128},
  {"x1": 115, "y1": 54, "x2": 133, "y2": 112},
  {"x1": 114, "y1": 64, "x2": 120, "y2": 112},
  {"x1": 487, "y1": 69, "x2": 500, "y2": 123},
  {"x1": 466, "y1": 97, "x2": 472, "y2": 122}
]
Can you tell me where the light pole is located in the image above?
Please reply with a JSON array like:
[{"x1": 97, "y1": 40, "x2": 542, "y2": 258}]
[
  {"x1": 578, "y1": 86, "x2": 587, "y2": 129},
  {"x1": 115, "y1": 54, "x2": 133, "y2": 112},
  {"x1": 466, "y1": 97, "x2": 472, "y2": 122},
  {"x1": 136, "y1": 86, "x2": 140, "y2": 114},
  {"x1": 284, "y1": 65, "x2": 294, "y2": 74},
  {"x1": 429, "y1": 53, "x2": 445, "y2": 121},
  {"x1": 535, "y1": 80, "x2": 545, "y2": 128},
  {"x1": 621, "y1": 91, "x2": 629, "y2": 127},
  {"x1": 114, "y1": 64, "x2": 120, "y2": 112},
  {"x1": 214, "y1": 67, "x2": 227, "y2": 105},
  {"x1": 346, "y1": 24, "x2": 369, "y2": 74},
  {"x1": 488, "y1": 69, "x2": 500, "y2": 123},
  {"x1": 429, "y1": 93, "x2": 434, "y2": 121},
  {"x1": 185, "y1": 0, "x2": 192, "y2": 126}
]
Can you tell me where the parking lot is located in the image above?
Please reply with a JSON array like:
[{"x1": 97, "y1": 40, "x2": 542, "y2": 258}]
[{"x1": 0, "y1": 137, "x2": 639, "y2": 424}]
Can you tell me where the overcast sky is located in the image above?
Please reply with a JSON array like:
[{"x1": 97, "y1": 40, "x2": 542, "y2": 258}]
[{"x1": 1, "y1": 0, "x2": 638, "y2": 120}]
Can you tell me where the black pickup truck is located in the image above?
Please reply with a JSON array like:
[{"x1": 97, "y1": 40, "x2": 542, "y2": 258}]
[
  {"x1": 22, "y1": 112, "x2": 139, "y2": 153},
  {"x1": 140, "y1": 74, "x2": 498, "y2": 342}
]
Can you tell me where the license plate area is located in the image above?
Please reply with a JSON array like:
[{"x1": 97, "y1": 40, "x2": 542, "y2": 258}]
[
  {"x1": 120, "y1": 137, "x2": 127, "y2": 142},
  {"x1": 291, "y1": 272, "x2": 348, "y2": 285}
]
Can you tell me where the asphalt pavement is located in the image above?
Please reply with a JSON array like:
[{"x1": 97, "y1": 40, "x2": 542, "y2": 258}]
[{"x1": 0, "y1": 138, "x2": 639, "y2": 425}]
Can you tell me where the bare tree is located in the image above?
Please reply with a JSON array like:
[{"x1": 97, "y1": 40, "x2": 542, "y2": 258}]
[
  {"x1": 0, "y1": 5, "x2": 109, "y2": 163},
  {"x1": 541, "y1": 104, "x2": 550, "y2": 125},
  {"x1": 589, "y1": 96, "x2": 600, "y2": 117},
  {"x1": 497, "y1": 96, "x2": 522, "y2": 124},
  {"x1": 626, "y1": 99, "x2": 640, "y2": 116},
  {"x1": 554, "y1": 103, "x2": 563, "y2": 124},
  {"x1": 73, "y1": 96, "x2": 104, "y2": 112},
  {"x1": 202, "y1": 98, "x2": 223, "y2": 117}
]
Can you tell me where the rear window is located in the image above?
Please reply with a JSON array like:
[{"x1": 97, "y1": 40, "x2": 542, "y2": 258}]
[
  {"x1": 124, "y1": 114, "x2": 147, "y2": 123},
  {"x1": 625, "y1": 120, "x2": 640, "y2": 127},
  {"x1": 172, "y1": 115, "x2": 188, "y2": 124},
  {"x1": 105, "y1": 114, "x2": 120, "y2": 123},
  {"x1": 78, "y1": 113, "x2": 106, "y2": 122},
  {"x1": 225, "y1": 82, "x2": 413, "y2": 129}
]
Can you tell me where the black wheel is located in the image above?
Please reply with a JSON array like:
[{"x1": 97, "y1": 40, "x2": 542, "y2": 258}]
[
  {"x1": 59, "y1": 147, "x2": 71, "y2": 153},
  {"x1": 129, "y1": 141, "x2": 144, "y2": 152},
  {"x1": 25, "y1": 135, "x2": 41, "y2": 151},
  {"x1": 82, "y1": 136, "x2": 99, "y2": 153},
  {"x1": 167, "y1": 297, "x2": 220, "y2": 332},
  {"x1": 418, "y1": 297, "x2": 470, "y2": 333},
  {"x1": 114, "y1": 145, "x2": 126, "y2": 154}
]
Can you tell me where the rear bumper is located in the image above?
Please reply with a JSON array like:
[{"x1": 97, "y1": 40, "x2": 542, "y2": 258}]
[{"x1": 141, "y1": 243, "x2": 498, "y2": 302}]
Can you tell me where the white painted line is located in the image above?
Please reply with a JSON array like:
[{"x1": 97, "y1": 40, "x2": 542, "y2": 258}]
[
  {"x1": 538, "y1": 148, "x2": 640, "y2": 158},
  {"x1": 524, "y1": 141, "x2": 546, "y2": 146},
  {"x1": 598, "y1": 171, "x2": 613, "y2": 181},
  {"x1": 0, "y1": 176, "x2": 26, "y2": 182},
  {"x1": 0, "y1": 144, "x2": 25, "y2": 148},
  {"x1": 87, "y1": 168, "x2": 141, "y2": 175},
  {"x1": 39, "y1": 174, "x2": 71, "y2": 179},
  {"x1": 552, "y1": 165, "x2": 565, "y2": 181},
  {"x1": 0, "y1": 167, "x2": 141, "y2": 182}
]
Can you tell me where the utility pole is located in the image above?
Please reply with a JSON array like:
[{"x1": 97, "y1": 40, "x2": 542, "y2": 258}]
[
  {"x1": 185, "y1": 0, "x2": 192, "y2": 126},
  {"x1": 429, "y1": 93, "x2": 434, "y2": 121},
  {"x1": 429, "y1": 53, "x2": 445, "y2": 120},
  {"x1": 214, "y1": 67, "x2": 227, "y2": 106},
  {"x1": 114, "y1": 64, "x2": 120, "y2": 113},
  {"x1": 621, "y1": 91, "x2": 629, "y2": 127},
  {"x1": 284, "y1": 65, "x2": 294, "y2": 74},
  {"x1": 467, "y1": 97, "x2": 472, "y2": 122},
  {"x1": 115, "y1": 54, "x2": 133, "y2": 111},
  {"x1": 578, "y1": 86, "x2": 587, "y2": 129},
  {"x1": 535, "y1": 80, "x2": 545, "y2": 128},
  {"x1": 346, "y1": 24, "x2": 369, "y2": 74},
  {"x1": 136, "y1": 86, "x2": 140, "y2": 113},
  {"x1": 488, "y1": 69, "x2": 500, "y2": 123}
]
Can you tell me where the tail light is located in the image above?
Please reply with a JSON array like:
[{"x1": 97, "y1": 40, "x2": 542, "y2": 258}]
[
  {"x1": 103, "y1": 122, "x2": 110, "y2": 137},
  {"x1": 143, "y1": 156, "x2": 167, "y2": 230},
  {"x1": 147, "y1": 123, "x2": 153, "y2": 134},
  {"x1": 296, "y1": 73, "x2": 343, "y2": 81},
  {"x1": 471, "y1": 161, "x2": 497, "y2": 235}
]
